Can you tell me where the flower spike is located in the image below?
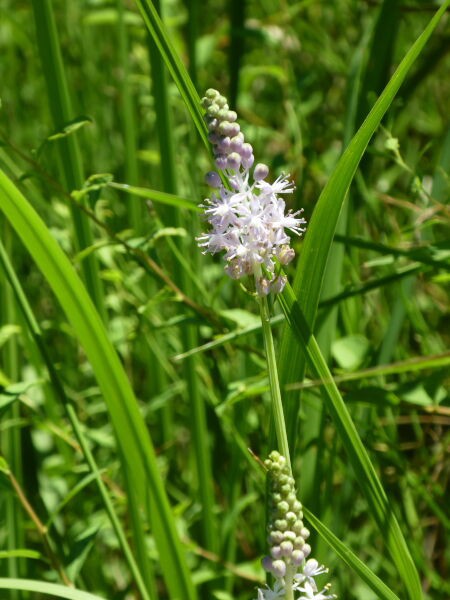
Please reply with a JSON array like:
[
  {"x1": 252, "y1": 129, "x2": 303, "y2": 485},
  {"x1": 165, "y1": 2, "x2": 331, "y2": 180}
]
[
  {"x1": 255, "y1": 452, "x2": 336, "y2": 600},
  {"x1": 197, "y1": 89, "x2": 306, "y2": 295}
]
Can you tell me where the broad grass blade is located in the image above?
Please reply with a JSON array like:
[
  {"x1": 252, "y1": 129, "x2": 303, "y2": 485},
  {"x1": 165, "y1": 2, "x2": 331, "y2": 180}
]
[{"x1": 0, "y1": 170, "x2": 196, "y2": 600}]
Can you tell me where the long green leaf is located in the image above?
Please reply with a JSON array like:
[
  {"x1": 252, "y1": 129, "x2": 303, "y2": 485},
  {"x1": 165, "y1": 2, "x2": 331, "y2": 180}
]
[
  {"x1": 0, "y1": 579, "x2": 106, "y2": 600},
  {"x1": 303, "y1": 507, "x2": 400, "y2": 600},
  {"x1": 279, "y1": 0, "x2": 450, "y2": 429},
  {"x1": 109, "y1": 182, "x2": 201, "y2": 212},
  {"x1": 31, "y1": 0, "x2": 106, "y2": 321},
  {"x1": 277, "y1": 4, "x2": 450, "y2": 597},
  {"x1": 142, "y1": 0, "x2": 218, "y2": 554},
  {"x1": 134, "y1": 0, "x2": 208, "y2": 148},
  {"x1": 0, "y1": 169, "x2": 196, "y2": 600},
  {"x1": 278, "y1": 284, "x2": 420, "y2": 600}
]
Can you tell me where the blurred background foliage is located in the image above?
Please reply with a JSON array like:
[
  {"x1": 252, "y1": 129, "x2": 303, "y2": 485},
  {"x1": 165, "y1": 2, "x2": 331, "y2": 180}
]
[{"x1": 0, "y1": 1, "x2": 449, "y2": 599}]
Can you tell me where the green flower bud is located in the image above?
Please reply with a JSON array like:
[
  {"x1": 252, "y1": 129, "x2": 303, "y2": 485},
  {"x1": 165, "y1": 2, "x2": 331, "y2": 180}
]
[{"x1": 274, "y1": 519, "x2": 288, "y2": 532}]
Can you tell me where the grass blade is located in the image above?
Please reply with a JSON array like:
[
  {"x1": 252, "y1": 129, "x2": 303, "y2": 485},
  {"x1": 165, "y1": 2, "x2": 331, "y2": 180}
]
[
  {"x1": 0, "y1": 237, "x2": 154, "y2": 599},
  {"x1": 303, "y1": 506, "x2": 400, "y2": 600},
  {"x1": 0, "y1": 169, "x2": 196, "y2": 600},
  {"x1": 278, "y1": 284, "x2": 423, "y2": 600},
  {"x1": 31, "y1": 0, "x2": 106, "y2": 321},
  {"x1": 134, "y1": 0, "x2": 208, "y2": 148},
  {"x1": 0, "y1": 579, "x2": 106, "y2": 600},
  {"x1": 279, "y1": 0, "x2": 450, "y2": 423}
]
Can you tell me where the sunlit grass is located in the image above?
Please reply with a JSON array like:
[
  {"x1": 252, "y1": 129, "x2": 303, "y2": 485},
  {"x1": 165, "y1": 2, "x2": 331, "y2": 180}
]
[{"x1": 0, "y1": 1, "x2": 449, "y2": 599}]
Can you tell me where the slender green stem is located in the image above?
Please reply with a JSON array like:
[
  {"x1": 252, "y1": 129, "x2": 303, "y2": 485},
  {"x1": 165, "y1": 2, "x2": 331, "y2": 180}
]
[
  {"x1": 258, "y1": 292, "x2": 291, "y2": 470},
  {"x1": 1, "y1": 221, "x2": 22, "y2": 600},
  {"x1": 284, "y1": 567, "x2": 295, "y2": 600}
]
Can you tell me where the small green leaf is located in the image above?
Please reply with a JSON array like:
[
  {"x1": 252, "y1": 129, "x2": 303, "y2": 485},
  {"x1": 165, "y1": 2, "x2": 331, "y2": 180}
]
[
  {"x1": 0, "y1": 457, "x2": 10, "y2": 474},
  {"x1": 0, "y1": 324, "x2": 21, "y2": 348},
  {"x1": 219, "y1": 309, "x2": 261, "y2": 329},
  {"x1": 66, "y1": 526, "x2": 101, "y2": 581},
  {"x1": 47, "y1": 116, "x2": 93, "y2": 141},
  {"x1": 0, "y1": 550, "x2": 43, "y2": 560},
  {"x1": 332, "y1": 335, "x2": 370, "y2": 371},
  {"x1": 400, "y1": 384, "x2": 434, "y2": 407}
]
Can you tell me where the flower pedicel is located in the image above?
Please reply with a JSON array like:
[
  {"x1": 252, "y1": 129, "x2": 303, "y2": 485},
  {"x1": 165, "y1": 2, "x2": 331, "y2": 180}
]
[{"x1": 197, "y1": 88, "x2": 306, "y2": 295}]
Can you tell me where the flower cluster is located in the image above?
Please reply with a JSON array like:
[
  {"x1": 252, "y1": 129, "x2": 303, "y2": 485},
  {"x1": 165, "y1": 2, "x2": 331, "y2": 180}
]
[
  {"x1": 256, "y1": 452, "x2": 336, "y2": 600},
  {"x1": 197, "y1": 89, "x2": 306, "y2": 295}
]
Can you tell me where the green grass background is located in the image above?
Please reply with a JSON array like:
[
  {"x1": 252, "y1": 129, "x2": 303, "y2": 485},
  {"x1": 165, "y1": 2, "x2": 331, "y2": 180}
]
[{"x1": 0, "y1": 1, "x2": 449, "y2": 599}]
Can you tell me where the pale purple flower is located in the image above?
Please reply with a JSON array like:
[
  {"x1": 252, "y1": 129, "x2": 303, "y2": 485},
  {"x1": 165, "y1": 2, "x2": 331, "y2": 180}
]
[
  {"x1": 294, "y1": 559, "x2": 329, "y2": 591},
  {"x1": 197, "y1": 89, "x2": 306, "y2": 295},
  {"x1": 295, "y1": 582, "x2": 337, "y2": 600},
  {"x1": 256, "y1": 581, "x2": 285, "y2": 600}
]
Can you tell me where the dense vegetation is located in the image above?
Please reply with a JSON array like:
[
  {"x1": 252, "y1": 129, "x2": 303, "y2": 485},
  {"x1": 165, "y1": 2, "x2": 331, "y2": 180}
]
[{"x1": 0, "y1": 1, "x2": 449, "y2": 599}]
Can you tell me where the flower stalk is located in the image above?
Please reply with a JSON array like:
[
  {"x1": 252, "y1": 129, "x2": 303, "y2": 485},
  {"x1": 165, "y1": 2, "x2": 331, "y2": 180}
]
[
  {"x1": 258, "y1": 288, "x2": 291, "y2": 469},
  {"x1": 195, "y1": 91, "x2": 337, "y2": 597},
  {"x1": 197, "y1": 88, "x2": 306, "y2": 460}
]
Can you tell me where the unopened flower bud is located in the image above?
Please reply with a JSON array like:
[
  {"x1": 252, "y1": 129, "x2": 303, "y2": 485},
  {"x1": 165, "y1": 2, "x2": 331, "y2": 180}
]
[
  {"x1": 254, "y1": 163, "x2": 269, "y2": 181},
  {"x1": 274, "y1": 519, "x2": 287, "y2": 531},
  {"x1": 292, "y1": 520, "x2": 304, "y2": 535},
  {"x1": 230, "y1": 132, "x2": 244, "y2": 152},
  {"x1": 215, "y1": 155, "x2": 228, "y2": 170},
  {"x1": 242, "y1": 154, "x2": 254, "y2": 169},
  {"x1": 271, "y1": 560, "x2": 286, "y2": 578},
  {"x1": 301, "y1": 527, "x2": 310, "y2": 539},
  {"x1": 205, "y1": 88, "x2": 219, "y2": 99},
  {"x1": 215, "y1": 95, "x2": 227, "y2": 108},
  {"x1": 269, "y1": 530, "x2": 284, "y2": 545},
  {"x1": 283, "y1": 531, "x2": 296, "y2": 543},
  {"x1": 271, "y1": 545, "x2": 282, "y2": 559},
  {"x1": 291, "y1": 549, "x2": 305, "y2": 566},
  {"x1": 218, "y1": 121, "x2": 240, "y2": 137},
  {"x1": 280, "y1": 541, "x2": 293, "y2": 557},
  {"x1": 217, "y1": 137, "x2": 231, "y2": 153},
  {"x1": 302, "y1": 543, "x2": 311, "y2": 558},
  {"x1": 241, "y1": 142, "x2": 253, "y2": 158},
  {"x1": 256, "y1": 277, "x2": 271, "y2": 296},
  {"x1": 227, "y1": 152, "x2": 241, "y2": 171},
  {"x1": 208, "y1": 104, "x2": 220, "y2": 118},
  {"x1": 205, "y1": 171, "x2": 221, "y2": 188}
]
